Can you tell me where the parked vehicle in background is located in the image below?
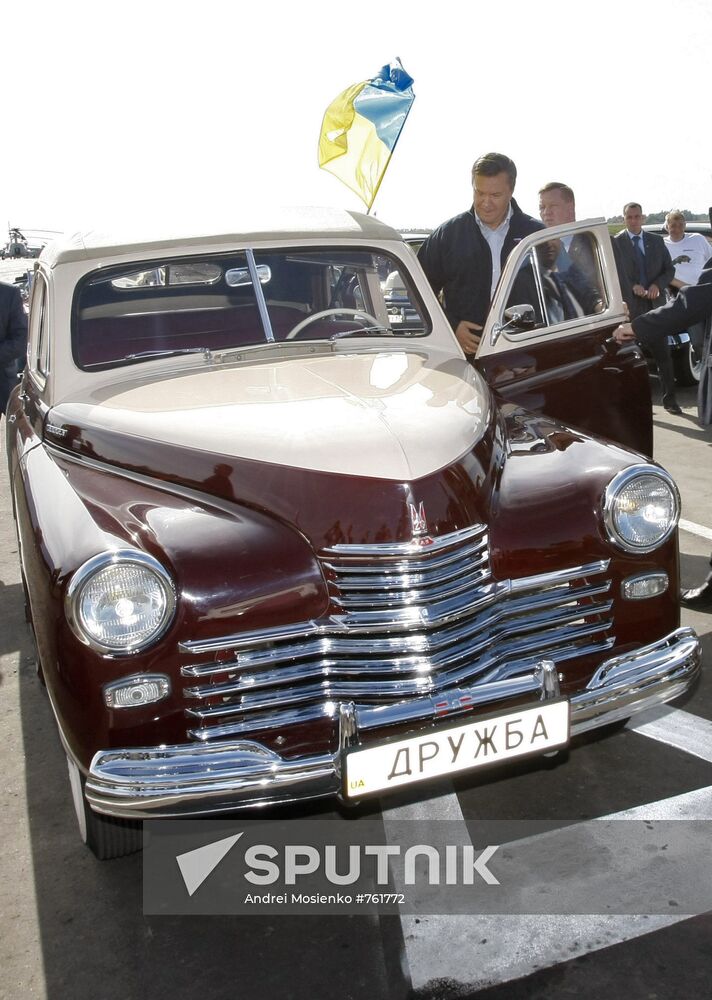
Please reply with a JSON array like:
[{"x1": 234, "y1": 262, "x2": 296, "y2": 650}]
[
  {"x1": 13, "y1": 269, "x2": 33, "y2": 312},
  {"x1": 6, "y1": 210, "x2": 700, "y2": 859},
  {"x1": 382, "y1": 231, "x2": 430, "y2": 327},
  {"x1": 644, "y1": 221, "x2": 712, "y2": 243}
]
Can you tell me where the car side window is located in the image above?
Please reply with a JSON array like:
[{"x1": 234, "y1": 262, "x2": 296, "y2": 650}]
[
  {"x1": 28, "y1": 272, "x2": 49, "y2": 382},
  {"x1": 504, "y1": 231, "x2": 608, "y2": 331}
]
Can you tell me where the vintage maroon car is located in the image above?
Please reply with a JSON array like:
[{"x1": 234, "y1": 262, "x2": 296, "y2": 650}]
[{"x1": 6, "y1": 209, "x2": 701, "y2": 858}]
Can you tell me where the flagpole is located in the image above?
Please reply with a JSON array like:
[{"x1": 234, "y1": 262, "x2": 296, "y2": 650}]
[{"x1": 366, "y1": 95, "x2": 416, "y2": 216}]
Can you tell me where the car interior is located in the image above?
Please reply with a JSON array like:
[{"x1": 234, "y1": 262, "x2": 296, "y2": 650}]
[{"x1": 73, "y1": 249, "x2": 430, "y2": 369}]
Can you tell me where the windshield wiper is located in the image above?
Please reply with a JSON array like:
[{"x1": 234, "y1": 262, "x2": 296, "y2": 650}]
[
  {"x1": 124, "y1": 347, "x2": 213, "y2": 361},
  {"x1": 329, "y1": 325, "x2": 394, "y2": 340}
]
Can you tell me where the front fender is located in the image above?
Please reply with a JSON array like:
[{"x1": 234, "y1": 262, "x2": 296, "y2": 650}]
[
  {"x1": 14, "y1": 446, "x2": 328, "y2": 768},
  {"x1": 490, "y1": 407, "x2": 680, "y2": 681}
]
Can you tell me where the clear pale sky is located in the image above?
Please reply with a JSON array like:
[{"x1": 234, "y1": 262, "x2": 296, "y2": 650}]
[{"x1": 2, "y1": 0, "x2": 710, "y2": 239}]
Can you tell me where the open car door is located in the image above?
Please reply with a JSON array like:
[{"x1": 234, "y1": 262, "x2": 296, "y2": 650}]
[{"x1": 476, "y1": 219, "x2": 653, "y2": 457}]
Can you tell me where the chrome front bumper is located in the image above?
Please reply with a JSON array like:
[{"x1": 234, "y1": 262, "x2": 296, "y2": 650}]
[{"x1": 85, "y1": 627, "x2": 701, "y2": 819}]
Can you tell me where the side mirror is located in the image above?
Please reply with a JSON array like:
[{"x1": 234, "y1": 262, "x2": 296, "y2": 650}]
[
  {"x1": 489, "y1": 303, "x2": 537, "y2": 346},
  {"x1": 503, "y1": 303, "x2": 537, "y2": 330}
]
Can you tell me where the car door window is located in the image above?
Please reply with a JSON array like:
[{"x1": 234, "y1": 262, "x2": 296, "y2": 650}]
[
  {"x1": 504, "y1": 233, "x2": 608, "y2": 330},
  {"x1": 484, "y1": 221, "x2": 622, "y2": 357}
]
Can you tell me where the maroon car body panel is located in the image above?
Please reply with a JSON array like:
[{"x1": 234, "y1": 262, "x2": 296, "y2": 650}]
[
  {"x1": 478, "y1": 331, "x2": 653, "y2": 458},
  {"x1": 10, "y1": 376, "x2": 678, "y2": 771}
]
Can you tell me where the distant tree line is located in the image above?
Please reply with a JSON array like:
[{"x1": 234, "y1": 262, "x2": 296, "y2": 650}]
[{"x1": 607, "y1": 210, "x2": 709, "y2": 224}]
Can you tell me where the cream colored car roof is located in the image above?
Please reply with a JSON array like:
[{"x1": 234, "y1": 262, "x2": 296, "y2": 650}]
[{"x1": 40, "y1": 207, "x2": 402, "y2": 267}]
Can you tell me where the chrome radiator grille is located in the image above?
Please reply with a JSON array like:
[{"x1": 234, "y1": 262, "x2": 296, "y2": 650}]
[
  {"x1": 322, "y1": 525, "x2": 491, "y2": 612},
  {"x1": 180, "y1": 526, "x2": 614, "y2": 742}
]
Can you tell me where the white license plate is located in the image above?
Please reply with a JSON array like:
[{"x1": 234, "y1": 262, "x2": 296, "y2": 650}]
[{"x1": 344, "y1": 700, "x2": 570, "y2": 798}]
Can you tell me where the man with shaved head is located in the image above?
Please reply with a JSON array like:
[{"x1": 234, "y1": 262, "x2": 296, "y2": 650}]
[{"x1": 614, "y1": 202, "x2": 678, "y2": 412}]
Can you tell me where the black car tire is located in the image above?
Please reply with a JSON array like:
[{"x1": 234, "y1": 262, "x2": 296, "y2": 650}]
[
  {"x1": 673, "y1": 340, "x2": 702, "y2": 387},
  {"x1": 67, "y1": 754, "x2": 142, "y2": 860}
]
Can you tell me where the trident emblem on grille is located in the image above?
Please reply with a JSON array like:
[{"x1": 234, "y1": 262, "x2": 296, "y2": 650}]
[{"x1": 409, "y1": 501, "x2": 428, "y2": 537}]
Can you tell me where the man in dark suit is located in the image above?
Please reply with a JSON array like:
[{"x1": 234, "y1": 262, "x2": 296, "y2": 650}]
[
  {"x1": 614, "y1": 202, "x2": 679, "y2": 413},
  {"x1": 614, "y1": 262, "x2": 712, "y2": 608},
  {"x1": 0, "y1": 280, "x2": 28, "y2": 416},
  {"x1": 537, "y1": 239, "x2": 604, "y2": 321}
]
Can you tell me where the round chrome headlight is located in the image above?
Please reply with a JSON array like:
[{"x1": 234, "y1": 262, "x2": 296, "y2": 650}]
[
  {"x1": 603, "y1": 465, "x2": 680, "y2": 553},
  {"x1": 66, "y1": 550, "x2": 176, "y2": 654}
]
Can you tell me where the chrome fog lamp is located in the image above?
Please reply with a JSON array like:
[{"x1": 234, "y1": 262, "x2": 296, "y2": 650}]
[
  {"x1": 603, "y1": 466, "x2": 679, "y2": 553},
  {"x1": 622, "y1": 572, "x2": 669, "y2": 600},
  {"x1": 103, "y1": 674, "x2": 171, "y2": 708},
  {"x1": 66, "y1": 550, "x2": 176, "y2": 654}
]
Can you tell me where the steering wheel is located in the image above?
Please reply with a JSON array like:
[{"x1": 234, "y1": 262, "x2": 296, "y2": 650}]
[{"x1": 285, "y1": 308, "x2": 383, "y2": 340}]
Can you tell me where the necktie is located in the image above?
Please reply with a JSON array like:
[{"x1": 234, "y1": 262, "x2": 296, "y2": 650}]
[
  {"x1": 545, "y1": 272, "x2": 584, "y2": 322},
  {"x1": 632, "y1": 234, "x2": 647, "y2": 285},
  {"x1": 544, "y1": 274, "x2": 565, "y2": 324}
]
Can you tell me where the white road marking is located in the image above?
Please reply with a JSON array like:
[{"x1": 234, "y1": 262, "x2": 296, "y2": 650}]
[
  {"x1": 626, "y1": 706, "x2": 712, "y2": 764},
  {"x1": 398, "y1": 913, "x2": 681, "y2": 992},
  {"x1": 679, "y1": 518, "x2": 712, "y2": 542},
  {"x1": 382, "y1": 783, "x2": 463, "y2": 821},
  {"x1": 382, "y1": 707, "x2": 712, "y2": 993},
  {"x1": 384, "y1": 785, "x2": 712, "y2": 992},
  {"x1": 606, "y1": 784, "x2": 712, "y2": 819}
]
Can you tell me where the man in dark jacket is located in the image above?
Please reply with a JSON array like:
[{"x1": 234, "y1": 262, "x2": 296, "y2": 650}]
[
  {"x1": 614, "y1": 202, "x2": 680, "y2": 413},
  {"x1": 615, "y1": 263, "x2": 712, "y2": 609},
  {"x1": 0, "y1": 280, "x2": 28, "y2": 416},
  {"x1": 418, "y1": 152, "x2": 543, "y2": 358}
]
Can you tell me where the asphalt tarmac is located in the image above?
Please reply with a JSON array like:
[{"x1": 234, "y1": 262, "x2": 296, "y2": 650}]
[{"x1": 1, "y1": 381, "x2": 710, "y2": 1000}]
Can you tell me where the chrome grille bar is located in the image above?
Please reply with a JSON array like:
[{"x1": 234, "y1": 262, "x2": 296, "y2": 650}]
[
  {"x1": 323, "y1": 526, "x2": 489, "y2": 611},
  {"x1": 181, "y1": 574, "x2": 611, "y2": 673},
  {"x1": 321, "y1": 524, "x2": 487, "y2": 559},
  {"x1": 185, "y1": 617, "x2": 614, "y2": 718},
  {"x1": 180, "y1": 523, "x2": 613, "y2": 743},
  {"x1": 180, "y1": 559, "x2": 611, "y2": 657},
  {"x1": 183, "y1": 596, "x2": 613, "y2": 702}
]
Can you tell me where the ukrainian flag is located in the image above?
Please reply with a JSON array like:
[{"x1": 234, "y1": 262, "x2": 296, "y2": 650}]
[{"x1": 318, "y1": 60, "x2": 415, "y2": 211}]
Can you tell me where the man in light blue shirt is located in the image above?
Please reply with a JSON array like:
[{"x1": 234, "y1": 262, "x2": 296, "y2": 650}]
[
  {"x1": 418, "y1": 152, "x2": 544, "y2": 358},
  {"x1": 476, "y1": 202, "x2": 513, "y2": 298}
]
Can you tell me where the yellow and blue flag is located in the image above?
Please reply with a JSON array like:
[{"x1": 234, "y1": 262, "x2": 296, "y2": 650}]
[{"x1": 318, "y1": 59, "x2": 415, "y2": 211}]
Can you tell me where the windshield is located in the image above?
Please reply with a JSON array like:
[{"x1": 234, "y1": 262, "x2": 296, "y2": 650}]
[{"x1": 72, "y1": 247, "x2": 431, "y2": 370}]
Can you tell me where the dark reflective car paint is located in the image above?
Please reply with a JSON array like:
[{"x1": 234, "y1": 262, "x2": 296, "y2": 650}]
[{"x1": 477, "y1": 324, "x2": 653, "y2": 458}]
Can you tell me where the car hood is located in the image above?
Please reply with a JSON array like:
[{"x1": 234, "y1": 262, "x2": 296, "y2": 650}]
[{"x1": 49, "y1": 351, "x2": 492, "y2": 481}]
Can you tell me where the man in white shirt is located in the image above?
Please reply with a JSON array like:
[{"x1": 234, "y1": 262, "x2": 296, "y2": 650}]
[
  {"x1": 663, "y1": 211, "x2": 712, "y2": 290},
  {"x1": 418, "y1": 152, "x2": 543, "y2": 357}
]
